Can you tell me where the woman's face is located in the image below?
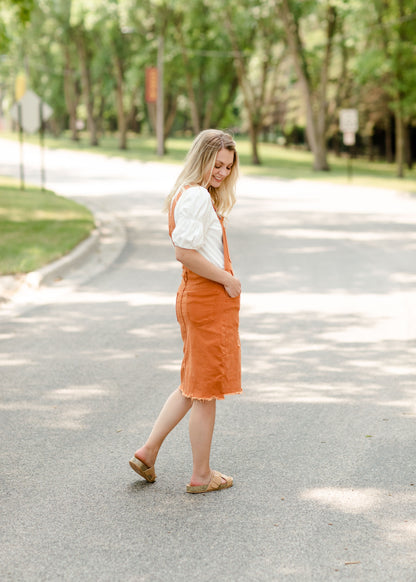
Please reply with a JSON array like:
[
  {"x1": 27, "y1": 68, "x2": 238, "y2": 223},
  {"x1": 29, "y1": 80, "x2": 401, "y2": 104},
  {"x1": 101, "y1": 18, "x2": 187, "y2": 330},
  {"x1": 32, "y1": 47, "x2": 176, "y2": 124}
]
[{"x1": 207, "y1": 148, "x2": 234, "y2": 188}]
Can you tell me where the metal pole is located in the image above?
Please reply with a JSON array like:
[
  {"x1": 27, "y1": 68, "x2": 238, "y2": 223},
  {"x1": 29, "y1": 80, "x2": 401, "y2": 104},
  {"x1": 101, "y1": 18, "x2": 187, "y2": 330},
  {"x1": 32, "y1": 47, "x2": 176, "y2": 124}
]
[
  {"x1": 348, "y1": 146, "x2": 354, "y2": 181},
  {"x1": 39, "y1": 102, "x2": 45, "y2": 191},
  {"x1": 17, "y1": 103, "x2": 25, "y2": 190},
  {"x1": 156, "y1": 34, "x2": 164, "y2": 157}
]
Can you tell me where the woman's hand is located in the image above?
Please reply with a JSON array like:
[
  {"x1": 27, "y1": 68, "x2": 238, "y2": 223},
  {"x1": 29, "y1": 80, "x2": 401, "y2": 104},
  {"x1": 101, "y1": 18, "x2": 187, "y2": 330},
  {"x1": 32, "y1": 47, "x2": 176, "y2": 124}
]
[{"x1": 224, "y1": 273, "x2": 241, "y2": 298}]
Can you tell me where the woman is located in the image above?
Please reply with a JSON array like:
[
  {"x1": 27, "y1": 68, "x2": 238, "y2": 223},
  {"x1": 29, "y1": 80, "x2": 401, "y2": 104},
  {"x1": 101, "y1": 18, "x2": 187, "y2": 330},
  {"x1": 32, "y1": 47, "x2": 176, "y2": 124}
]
[{"x1": 129, "y1": 129, "x2": 242, "y2": 494}]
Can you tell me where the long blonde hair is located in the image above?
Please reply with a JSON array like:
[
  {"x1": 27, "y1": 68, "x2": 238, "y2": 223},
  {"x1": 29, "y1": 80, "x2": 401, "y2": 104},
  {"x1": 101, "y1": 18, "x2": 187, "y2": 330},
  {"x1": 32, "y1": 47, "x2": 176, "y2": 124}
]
[{"x1": 164, "y1": 129, "x2": 239, "y2": 216}]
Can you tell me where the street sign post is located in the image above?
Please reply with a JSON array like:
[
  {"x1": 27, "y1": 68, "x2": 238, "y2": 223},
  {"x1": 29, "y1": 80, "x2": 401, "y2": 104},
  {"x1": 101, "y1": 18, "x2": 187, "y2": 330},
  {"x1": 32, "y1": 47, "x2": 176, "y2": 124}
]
[
  {"x1": 339, "y1": 109, "x2": 358, "y2": 181},
  {"x1": 343, "y1": 131, "x2": 356, "y2": 146},
  {"x1": 10, "y1": 90, "x2": 53, "y2": 190},
  {"x1": 11, "y1": 90, "x2": 53, "y2": 134},
  {"x1": 17, "y1": 103, "x2": 24, "y2": 189},
  {"x1": 340, "y1": 109, "x2": 358, "y2": 133}
]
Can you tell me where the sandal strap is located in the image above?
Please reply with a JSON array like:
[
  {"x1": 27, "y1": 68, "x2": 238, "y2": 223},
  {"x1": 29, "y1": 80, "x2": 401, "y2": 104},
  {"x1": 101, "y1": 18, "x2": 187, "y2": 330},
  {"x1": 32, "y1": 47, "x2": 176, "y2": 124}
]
[{"x1": 209, "y1": 471, "x2": 224, "y2": 489}]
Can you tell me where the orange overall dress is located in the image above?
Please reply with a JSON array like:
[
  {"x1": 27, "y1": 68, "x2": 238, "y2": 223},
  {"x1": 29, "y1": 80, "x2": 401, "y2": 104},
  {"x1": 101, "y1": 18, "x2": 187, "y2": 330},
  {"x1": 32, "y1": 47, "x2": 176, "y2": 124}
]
[{"x1": 169, "y1": 189, "x2": 242, "y2": 401}]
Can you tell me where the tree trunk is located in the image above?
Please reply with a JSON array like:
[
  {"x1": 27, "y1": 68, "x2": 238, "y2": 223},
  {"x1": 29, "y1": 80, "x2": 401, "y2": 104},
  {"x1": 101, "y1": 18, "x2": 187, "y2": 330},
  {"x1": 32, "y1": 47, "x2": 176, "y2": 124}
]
[
  {"x1": 224, "y1": 9, "x2": 262, "y2": 165},
  {"x1": 114, "y1": 54, "x2": 127, "y2": 150},
  {"x1": 164, "y1": 96, "x2": 177, "y2": 139},
  {"x1": 385, "y1": 114, "x2": 393, "y2": 163},
  {"x1": 96, "y1": 93, "x2": 105, "y2": 135},
  {"x1": 314, "y1": 123, "x2": 330, "y2": 171},
  {"x1": 176, "y1": 27, "x2": 200, "y2": 135},
  {"x1": 63, "y1": 46, "x2": 79, "y2": 141},
  {"x1": 235, "y1": 77, "x2": 262, "y2": 164},
  {"x1": 280, "y1": 0, "x2": 332, "y2": 171},
  {"x1": 368, "y1": 133, "x2": 374, "y2": 162},
  {"x1": 395, "y1": 106, "x2": 404, "y2": 178},
  {"x1": 248, "y1": 122, "x2": 261, "y2": 165},
  {"x1": 404, "y1": 124, "x2": 412, "y2": 170},
  {"x1": 394, "y1": 0, "x2": 406, "y2": 177},
  {"x1": 127, "y1": 87, "x2": 140, "y2": 133},
  {"x1": 147, "y1": 102, "x2": 156, "y2": 132},
  {"x1": 76, "y1": 29, "x2": 98, "y2": 146},
  {"x1": 315, "y1": 6, "x2": 335, "y2": 171},
  {"x1": 156, "y1": 34, "x2": 165, "y2": 156},
  {"x1": 313, "y1": 138, "x2": 329, "y2": 172}
]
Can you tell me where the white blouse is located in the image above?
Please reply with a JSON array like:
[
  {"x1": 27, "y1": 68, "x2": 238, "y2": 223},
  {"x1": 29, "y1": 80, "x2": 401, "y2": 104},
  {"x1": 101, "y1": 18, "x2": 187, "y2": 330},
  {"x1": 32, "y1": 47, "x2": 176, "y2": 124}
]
[{"x1": 171, "y1": 185, "x2": 224, "y2": 269}]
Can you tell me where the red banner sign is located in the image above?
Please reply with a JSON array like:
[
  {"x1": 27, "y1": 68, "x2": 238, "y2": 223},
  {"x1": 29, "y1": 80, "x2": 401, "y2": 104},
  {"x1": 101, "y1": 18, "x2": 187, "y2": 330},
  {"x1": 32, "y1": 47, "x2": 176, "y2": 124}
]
[{"x1": 145, "y1": 68, "x2": 158, "y2": 103}]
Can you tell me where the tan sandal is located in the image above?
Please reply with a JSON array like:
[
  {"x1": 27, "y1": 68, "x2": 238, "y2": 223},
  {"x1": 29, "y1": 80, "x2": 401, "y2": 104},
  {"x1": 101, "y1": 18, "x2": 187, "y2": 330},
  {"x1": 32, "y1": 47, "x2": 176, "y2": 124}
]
[
  {"x1": 186, "y1": 470, "x2": 233, "y2": 494},
  {"x1": 129, "y1": 457, "x2": 156, "y2": 483}
]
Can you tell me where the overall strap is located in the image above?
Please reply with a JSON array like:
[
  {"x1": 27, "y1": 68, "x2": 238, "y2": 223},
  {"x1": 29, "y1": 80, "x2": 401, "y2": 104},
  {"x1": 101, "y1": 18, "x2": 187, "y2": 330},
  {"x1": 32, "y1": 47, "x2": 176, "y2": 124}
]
[{"x1": 218, "y1": 215, "x2": 234, "y2": 275}]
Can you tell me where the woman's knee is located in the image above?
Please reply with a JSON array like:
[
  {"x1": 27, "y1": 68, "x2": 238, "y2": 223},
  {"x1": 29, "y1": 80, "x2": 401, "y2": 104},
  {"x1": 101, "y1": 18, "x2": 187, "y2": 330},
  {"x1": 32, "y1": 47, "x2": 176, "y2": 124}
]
[
  {"x1": 192, "y1": 398, "x2": 216, "y2": 412},
  {"x1": 178, "y1": 389, "x2": 193, "y2": 407}
]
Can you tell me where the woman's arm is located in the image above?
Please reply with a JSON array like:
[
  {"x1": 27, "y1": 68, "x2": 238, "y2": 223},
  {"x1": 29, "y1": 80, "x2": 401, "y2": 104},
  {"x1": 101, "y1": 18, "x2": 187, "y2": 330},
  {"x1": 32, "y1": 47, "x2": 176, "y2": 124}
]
[{"x1": 175, "y1": 246, "x2": 241, "y2": 298}]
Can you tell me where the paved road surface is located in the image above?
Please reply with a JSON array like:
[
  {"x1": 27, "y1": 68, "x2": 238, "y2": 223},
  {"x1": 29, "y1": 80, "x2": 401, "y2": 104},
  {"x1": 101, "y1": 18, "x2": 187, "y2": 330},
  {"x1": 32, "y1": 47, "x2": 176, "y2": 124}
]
[{"x1": 1, "y1": 139, "x2": 415, "y2": 581}]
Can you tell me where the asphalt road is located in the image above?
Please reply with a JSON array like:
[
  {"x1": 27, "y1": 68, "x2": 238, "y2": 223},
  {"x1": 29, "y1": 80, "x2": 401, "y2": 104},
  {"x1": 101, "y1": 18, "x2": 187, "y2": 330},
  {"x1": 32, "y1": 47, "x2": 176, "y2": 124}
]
[{"x1": 1, "y1": 138, "x2": 416, "y2": 581}]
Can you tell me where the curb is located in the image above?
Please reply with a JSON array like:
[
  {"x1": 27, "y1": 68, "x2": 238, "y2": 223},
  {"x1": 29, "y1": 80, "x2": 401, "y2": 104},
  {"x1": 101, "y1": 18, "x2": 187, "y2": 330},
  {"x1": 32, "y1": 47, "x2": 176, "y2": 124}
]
[
  {"x1": 32, "y1": 228, "x2": 101, "y2": 285},
  {"x1": 0, "y1": 208, "x2": 126, "y2": 303},
  {"x1": 0, "y1": 229, "x2": 99, "y2": 302}
]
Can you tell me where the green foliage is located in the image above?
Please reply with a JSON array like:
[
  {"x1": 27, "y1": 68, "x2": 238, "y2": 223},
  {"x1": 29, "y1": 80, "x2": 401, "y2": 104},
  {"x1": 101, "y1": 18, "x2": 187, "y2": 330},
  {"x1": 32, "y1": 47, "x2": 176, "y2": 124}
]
[
  {"x1": 5, "y1": 0, "x2": 34, "y2": 23},
  {"x1": 1, "y1": 0, "x2": 416, "y2": 170},
  {"x1": 0, "y1": 0, "x2": 34, "y2": 52},
  {"x1": 0, "y1": 22, "x2": 9, "y2": 53},
  {"x1": 353, "y1": 0, "x2": 416, "y2": 118}
]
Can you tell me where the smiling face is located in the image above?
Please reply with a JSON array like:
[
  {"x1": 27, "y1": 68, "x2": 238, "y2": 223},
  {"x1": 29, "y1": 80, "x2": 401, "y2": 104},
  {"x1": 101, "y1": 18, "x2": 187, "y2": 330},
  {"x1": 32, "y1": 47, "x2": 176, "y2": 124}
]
[{"x1": 206, "y1": 148, "x2": 235, "y2": 188}]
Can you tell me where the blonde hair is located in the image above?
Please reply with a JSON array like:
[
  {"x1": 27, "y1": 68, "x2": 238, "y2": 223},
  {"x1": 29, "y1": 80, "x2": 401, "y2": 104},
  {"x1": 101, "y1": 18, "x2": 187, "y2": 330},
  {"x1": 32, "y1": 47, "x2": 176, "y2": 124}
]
[{"x1": 164, "y1": 129, "x2": 239, "y2": 216}]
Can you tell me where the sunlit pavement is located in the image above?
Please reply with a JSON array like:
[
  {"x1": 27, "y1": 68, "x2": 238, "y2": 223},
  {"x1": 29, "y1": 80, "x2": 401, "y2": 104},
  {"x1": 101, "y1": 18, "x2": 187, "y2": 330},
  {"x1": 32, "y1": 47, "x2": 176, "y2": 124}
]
[{"x1": 1, "y1": 137, "x2": 415, "y2": 581}]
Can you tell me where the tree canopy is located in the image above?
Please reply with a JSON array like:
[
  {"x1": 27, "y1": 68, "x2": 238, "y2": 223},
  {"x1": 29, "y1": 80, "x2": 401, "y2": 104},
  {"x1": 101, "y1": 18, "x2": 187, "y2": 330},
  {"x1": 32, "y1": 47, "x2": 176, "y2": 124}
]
[{"x1": 1, "y1": 0, "x2": 415, "y2": 175}]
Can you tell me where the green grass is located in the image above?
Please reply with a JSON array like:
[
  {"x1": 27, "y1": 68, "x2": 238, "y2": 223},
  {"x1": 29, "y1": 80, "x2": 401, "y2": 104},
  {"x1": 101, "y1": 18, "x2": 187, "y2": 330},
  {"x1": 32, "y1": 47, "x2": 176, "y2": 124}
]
[
  {"x1": 237, "y1": 140, "x2": 416, "y2": 194},
  {"x1": 0, "y1": 176, "x2": 95, "y2": 275},
  {"x1": 3, "y1": 130, "x2": 416, "y2": 194}
]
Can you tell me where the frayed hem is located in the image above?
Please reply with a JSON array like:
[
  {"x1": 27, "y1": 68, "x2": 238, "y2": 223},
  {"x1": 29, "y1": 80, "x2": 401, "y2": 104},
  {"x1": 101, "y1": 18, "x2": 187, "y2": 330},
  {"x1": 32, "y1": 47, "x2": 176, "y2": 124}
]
[{"x1": 179, "y1": 387, "x2": 243, "y2": 402}]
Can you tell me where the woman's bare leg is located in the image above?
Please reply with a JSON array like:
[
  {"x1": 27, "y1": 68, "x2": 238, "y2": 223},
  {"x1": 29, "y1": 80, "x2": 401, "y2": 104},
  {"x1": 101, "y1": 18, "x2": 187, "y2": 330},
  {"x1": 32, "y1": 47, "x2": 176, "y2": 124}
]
[
  {"x1": 188, "y1": 399, "x2": 217, "y2": 486},
  {"x1": 134, "y1": 388, "x2": 192, "y2": 467}
]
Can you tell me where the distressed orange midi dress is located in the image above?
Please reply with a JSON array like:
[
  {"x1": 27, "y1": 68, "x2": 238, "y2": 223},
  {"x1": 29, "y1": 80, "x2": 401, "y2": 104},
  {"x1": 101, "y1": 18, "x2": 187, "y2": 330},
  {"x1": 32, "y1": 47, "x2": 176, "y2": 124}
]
[{"x1": 169, "y1": 187, "x2": 242, "y2": 401}]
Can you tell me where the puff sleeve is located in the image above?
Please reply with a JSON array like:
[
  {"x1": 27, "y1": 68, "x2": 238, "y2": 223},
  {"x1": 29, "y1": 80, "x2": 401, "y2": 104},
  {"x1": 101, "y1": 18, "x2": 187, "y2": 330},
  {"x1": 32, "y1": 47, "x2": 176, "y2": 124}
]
[{"x1": 171, "y1": 186, "x2": 213, "y2": 249}]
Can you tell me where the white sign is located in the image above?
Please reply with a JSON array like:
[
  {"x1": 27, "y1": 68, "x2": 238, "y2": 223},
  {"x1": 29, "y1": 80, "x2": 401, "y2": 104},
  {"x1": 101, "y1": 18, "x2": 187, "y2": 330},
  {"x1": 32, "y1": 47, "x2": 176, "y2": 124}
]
[
  {"x1": 343, "y1": 131, "x2": 356, "y2": 146},
  {"x1": 10, "y1": 90, "x2": 53, "y2": 133},
  {"x1": 340, "y1": 108, "x2": 358, "y2": 133}
]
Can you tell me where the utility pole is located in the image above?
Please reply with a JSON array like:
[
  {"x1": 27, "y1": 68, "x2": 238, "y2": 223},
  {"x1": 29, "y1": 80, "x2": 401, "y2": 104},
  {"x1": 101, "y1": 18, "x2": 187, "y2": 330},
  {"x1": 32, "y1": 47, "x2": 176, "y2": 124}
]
[{"x1": 156, "y1": 34, "x2": 164, "y2": 156}]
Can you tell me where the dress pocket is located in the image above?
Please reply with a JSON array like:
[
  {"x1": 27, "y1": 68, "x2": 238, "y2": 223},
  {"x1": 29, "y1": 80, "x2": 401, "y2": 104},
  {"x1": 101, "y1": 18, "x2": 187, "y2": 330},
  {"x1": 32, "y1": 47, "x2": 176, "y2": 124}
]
[{"x1": 185, "y1": 283, "x2": 223, "y2": 327}]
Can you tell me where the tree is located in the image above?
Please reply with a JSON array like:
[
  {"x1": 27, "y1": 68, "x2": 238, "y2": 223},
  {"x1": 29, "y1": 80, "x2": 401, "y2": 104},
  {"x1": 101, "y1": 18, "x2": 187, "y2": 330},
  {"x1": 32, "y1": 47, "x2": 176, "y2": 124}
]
[
  {"x1": 279, "y1": 0, "x2": 343, "y2": 170},
  {"x1": 70, "y1": 1, "x2": 104, "y2": 146},
  {"x1": 224, "y1": 0, "x2": 286, "y2": 165},
  {"x1": 38, "y1": 1, "x2": 80, "y2": 139},
  {"x1": 127, "y1": 0, "x2": 183, "y2": 153},
  {"x1": 172, "y1": 0, "x2": 239, "y2": 134},
  {"x1": 3, "y1": 0, "x2": 415, "y2": 171},
  {"x1": 354, "y1": 0, "x2": 416, "y2": 176},
  {"x1": 377, "y1": 0, "x2": 416, "y2": 176},
  {"x1": 103, "y1": 0, "x2": 134, "y2": 150}
]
